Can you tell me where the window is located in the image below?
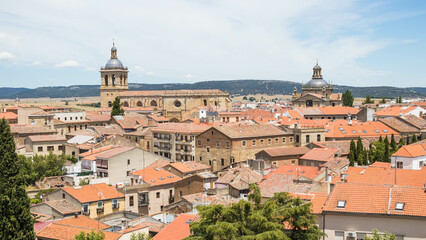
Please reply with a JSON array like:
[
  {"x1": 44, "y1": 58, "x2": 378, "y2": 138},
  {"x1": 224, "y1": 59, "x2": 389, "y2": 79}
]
[
  {"x1": 83, "y1": 203, "x2": 89, "y2": 213},
  {"x1": 199, "y1": 156, "x2": 202, "y2": 162},
  {"x1": 97, "y1": 201, "x2": 103, "y2": 208},
  {"x1": 306, "y1": 135, "x2": 310, "y2": 143},
  {"x1": 112, "y1": 199, "x2": 119, "y2": 209},
  {"x1": 169, "y1": 189, "x2": 173, "y2": 197},
  {"x1": 395, "y1": 202, "x2": 405, "y2": 210},
  {"x1": 260, "y1": 139, "x2": 264, "y2": 145},
  {"x1": 290, "y1": 137, "x2": 293, "y2": 143},
  {"x1": 129, "y1": 196, "x2": 134, "y2": 207},
  {"x1": 252, "y1": 140, "x2": 256, "y2": 146},
  {"x1": 161, "y1": 205, "x2": 164, "y2": 211},
  {"x1": 374, "y1": 130, "x2": 380, "y2": 133},
  {"x1": 282, "y1": 137, "x2": 286, "y2": 143},
  {"x1": 242, "y1": 141, "x2": 246, "y2": 147},
  {"x1": 396, "y1": 162, "x2": 403, "y2": 169},
  {"x1": 221, "y1": 158, "x2": 225, "y2": 166},
  {"x1": 317, "y1": 134, "x2": 321, "y2": 141},
  {"x1": 127, "y1": 159, "x2": 130, "y2": 165},
  {"x1": 58, "y1": 145, "x2": 63, "y2": 151},
  {"x1": 362, "y1": 130, "x2": 367, "y2": 133},
  {"x1": 179, "y1": 191, "x2": 182, "y2": 196},
  {"x1": 337, "y1": 200, "x2": 346, "y2": 208},
  {"x1": 62, "y1": 193, "x2": 66, "y2": 199},
  {"x1": 38, "y1": 146, "x2": 43, "y2": 152},
  {"x1": 216, "y1": 140, "x2": 220, "y2": 147},
  {"x1": 296, "y1": 135, "x2": 300, "y2": 143},
  {"x1": 156, "y1": 192, "x2": 160, "y2": 198},
  {"x1": 226, "y1": 141, "x2": 230, "y2": 148},
  {"x1": 383, "y1": 129, "x2": 388, "y2": 133},
  {"x1": 207, "y1": 147, "x2": 210, "y2": 153},
  {"x1": 209, "y1": 160, "x2": 212, "y2": 166},
  {"x1": 126, "y1": 171, "x2": 130, "y2": 176},
  {"x1": 268, "y1": 138, "x2": 271, "y2": 145},
  {"x1": 174, "y1": 100, "x2": 181, "y2": 107},
  {"x1": 47, "y1": 146, "x2": 54, "y2": 151},
  {"x1": 198, "y1": 140, "x2": 202, "y2": 146},
  {"x1": 419, "y1": 161, "x2": 424, "y2": 168},
  {"x1": 335, "y1": 231, "x2": 344, "y2": 240},
  {"x1": 65, "y1": 117, "x2": 67, "y2": 121},
  {"x1": 352, "y1": 130, "x2": 357, "y2": 133}
]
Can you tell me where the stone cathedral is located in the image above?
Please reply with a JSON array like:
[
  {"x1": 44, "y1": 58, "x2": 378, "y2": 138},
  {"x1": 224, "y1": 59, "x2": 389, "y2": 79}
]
[
  {"x1": 100, "y1": 44, "x2": 231, "y2": 121},
  {"x1": 292, "y1": 63, "x2": 342, "y2": 107}
]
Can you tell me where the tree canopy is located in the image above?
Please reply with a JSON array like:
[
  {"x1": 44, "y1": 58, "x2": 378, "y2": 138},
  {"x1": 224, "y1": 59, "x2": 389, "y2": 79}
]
[
  {"x1": 185, "y1": 184, "x2": 323, "y2": 240},
  {"x1": 111, "y1": 96, "x2": 124, "y2": 117},
  {"x1": 75, "y1": 231, "x2": 105, "y2": 240},
  {"x1": 362, "y1": 95, "x2": 375, "y2": 104},
  {"x1": 0, "y1": 119, "x2": 35, "y2": 239},
  {"x1": 342, "y1": 90, "x2": 354, "y2": 107}
]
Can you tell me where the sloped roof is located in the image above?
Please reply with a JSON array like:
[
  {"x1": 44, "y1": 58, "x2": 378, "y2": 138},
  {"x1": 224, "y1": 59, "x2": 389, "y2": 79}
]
[
  {"x1": 43, "y1": 200, "x2": 81, "y2": 215},
  {"x1": 28, "y1": 134, "x2": 66, "y2": 142},
  {"x1": 213, "y1": 123, "x2": 288, "y2": 139},
  {"x1": 63, "y1": 183, "x2": 124, "y2": 203},
  {"x1": 300, "y1": 148, "x2": 339, "y2": 162},
  {"x1": 167, "y1": 161, "x2": 210, "y2": 174},
  {"x1": 263, "y1": 165, "x2": 323, "y2": 180},
  {"x1": 326, "y1": 121, "x2": 398, "y2": 139},
  {"x1": 259, "y1": 174, "x2": 312, "y2": 198},
  {"x1": 0, "y1": 112, "x2": 18, "y2": 119},
  {"x1": 132, "y1": 168, "x2": 182, "y2": 186},
  {"x1": 392, "y1": 144, "x2": 426, "y2": 158},
  {"x1": 10, "y1": 124, "x2": 56, "y2": 134},
  {"x1": 323, "y1": 183, "x2": 426, "y2": 217},
  {"x1": 153, "y1": 213, "x2": 197, "y2": 240},
  {"x1": 312, "y1": 139, "x2": 370, "y2": 155},
  {"x1": 261, "y1": 146, "x2": 310, "y2": 157},
  {"x1": 374, "y1": 106, "x2": 422, "y2": 117},
  {"x1": 37, "y1": 223, "x2": 121, "y2": 240}
]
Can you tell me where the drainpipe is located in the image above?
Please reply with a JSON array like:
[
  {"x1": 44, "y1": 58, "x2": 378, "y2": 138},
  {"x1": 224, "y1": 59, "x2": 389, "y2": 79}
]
[{"x1": 322, "y1": 212, "x2": 326, "y2": 240}]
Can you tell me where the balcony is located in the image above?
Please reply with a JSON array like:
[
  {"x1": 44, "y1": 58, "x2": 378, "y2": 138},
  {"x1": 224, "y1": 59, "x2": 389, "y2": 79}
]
[
  {"x1": 169, "y1": 196, "x2": 175, "y2": 204},
  {"x1": 96, "y1": 207, "x2": 104, "y2": 214},
  {"x1": 138, "y1": 201, "x2": 149, "y2": 206}
]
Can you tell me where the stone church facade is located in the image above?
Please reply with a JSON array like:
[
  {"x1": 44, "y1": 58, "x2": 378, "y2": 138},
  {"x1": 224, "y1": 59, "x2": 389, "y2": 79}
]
[
  {"x1": 292, "y1": 63, "x2": 342, "y2": 107},
  {"x1": 100, "y1": 44, "x2": 231, "y2": 121}
]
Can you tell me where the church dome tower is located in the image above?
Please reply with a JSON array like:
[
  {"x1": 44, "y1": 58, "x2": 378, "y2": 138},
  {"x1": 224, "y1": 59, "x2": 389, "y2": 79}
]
[{"x1": 100, "y1": 42, "x2": 129, "y2": 108}]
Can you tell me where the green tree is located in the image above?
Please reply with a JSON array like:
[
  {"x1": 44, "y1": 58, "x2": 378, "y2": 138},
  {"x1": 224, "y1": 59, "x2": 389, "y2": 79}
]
[
  {"x1": 18, "y1": 153, "x2": 67, "y2": 186},
  {"x1": 390, "y1": 134, "x2": 397, "y2": 153},
  {"x1": 365, "y1": 229, "x2": 396, "y2": 240},
  {"x1": 384, "y1": 136, "x2": 390, "y2": 162},
  {"x1": 356, "y1": 137, "x2": 364, "y2": 165},
  {"x1": 242, "y1": 96, "x2": 248, "y2": 100},
  {"x1": 363, "y1": 95, "x2": 374, "y2": 104},
  {"x1": 411, "y1": 135, "x2": 418, "y2": 143},
  {"x1": 398, "y1": 138, "x2": 405, "y2": 147},
  {"x1": 249, "y1": 97, "x2": 256, "y2": 102},
  {"x1": 406, "y1": 135, "x2": 410, "y2": 145},
  {"x1": 75, "y1": 231, "x2": 105, "y2": 240},
  {"x1": 378, "y1": 136, "x2": 383, "y2": 142},
  {"x1": 349, "y1": 139, "x2": 357, "y2": 164},
  {"x1": 186, "y1": 184, "x2": 323, "y2": 240},
  {"x1": 380, "y1": 98, "x2": 386, "y2": 104},
  {"x1": 0, "y1": 119, "x2": 35, "y2": 239},
  {"x1": 342, "y1": 90, "x2": 354, "y2": 107},
  {"x1": 396, "y1": 96, "x2": 402, "y2": 104},
  {"x1": 111, "y1": 96, "x2": 124, "y2": 117},
  {"x1": 130, "y1": 232, "x2": 152, "y2": 240}
]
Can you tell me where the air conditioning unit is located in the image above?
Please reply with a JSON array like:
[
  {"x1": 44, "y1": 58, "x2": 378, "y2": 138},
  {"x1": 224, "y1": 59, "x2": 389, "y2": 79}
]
[{"x1": 347, "y1": 232, "x2": 356, "y2": 238}]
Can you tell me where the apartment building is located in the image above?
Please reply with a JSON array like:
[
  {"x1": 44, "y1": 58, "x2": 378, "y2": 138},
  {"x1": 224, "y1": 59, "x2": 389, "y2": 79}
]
[
  {"x1": 195, "y1": 123, "x2": 293, "y2": 171},
  {"x1": 151, "y1": 123, "x2": 211, "y2": 162},
  {"x1": 24, "y1": 135, "x2": 67, "y2": 156}
]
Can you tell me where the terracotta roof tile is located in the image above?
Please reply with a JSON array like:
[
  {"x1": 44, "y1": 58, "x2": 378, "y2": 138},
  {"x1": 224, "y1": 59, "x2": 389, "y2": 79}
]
[
  {"x1": 326, "y1": 121, "x2": 398, "y2": 139},
  {"x1": 167, "y1": 161, "x2": 210, "y2": 174},
  {"x1": 132, "y1": 168, "x2": 182, "y2": 186},
  {"x1": 0, "y1": 112, "x2": 18, "y2": 120},
  {"x1": 300, "y1": 148, "x2": 339, "y2": 162},
  {"x1": 259, "y1": 174, "x2": 312, "y2": 198},
  {"x1": 28, "y1": 134, "x2": 67, "y2": 142},
  {"x1": 10, "y1": 124, "x2": 57, "y2": 134},
  {"x1": 263, "y1": 165, "x2": 323, "y2": 180},
  {"x1": 63, "y1": 183, "x2": 123, "y2": 203},
  {"x1": 153, "y1": 213, "x2": 196, "y2": 240},
  {"x1": 37, "y1": 223, "x2": 121, "y2": 240},
  {"x1": 213, "y1": 123, "x2": 288, "y2": 139},
  {"x1": 374, "y1": 106, "x2": 422, "y2": 117},
  {"x1": 392, "y1": 144, "x2": 426, "y2": 158},
  {"x1": 262, "y1": 146, "x2": 310, "y2": 157},
  {"x1": 55, "y1": 215, "x2": 110, "y2": 230}
]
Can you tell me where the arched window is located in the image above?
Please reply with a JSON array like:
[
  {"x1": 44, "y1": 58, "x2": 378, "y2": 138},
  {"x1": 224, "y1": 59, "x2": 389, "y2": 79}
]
[
  {"x1": 203, "y1": 99, "x2": 207, "y2": 106},
  {"x1": 104, "y1": 75, "x2": 108, "y2": 86},
  {"x1": 108, "y1": 101, "x2": 112, "y2": 107},
  {"x1": 112, "y1": 75, "x2": 116, "y2": 86},
  {"x1": 214, "y1": 101, "x2": 218, "y2": 106},
  {"x1": 120, "y1": 75, "x2": 123, "y2": 85},
  {"x1": 150, "y1": 100, "x2": 157, "y2": 107},
  {"x1": 123, "y1": 101, "x2": 129, "y2": 107},
  {"x1": 137, "y1": 101, "x2": 143, "y2": 107}
]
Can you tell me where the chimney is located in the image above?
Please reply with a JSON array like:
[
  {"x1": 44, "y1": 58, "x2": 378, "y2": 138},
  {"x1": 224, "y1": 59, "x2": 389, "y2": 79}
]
[
  {"x1": 74, "y1": 213, "x2": 78, "y2": 218},
  {"x1": 121, "y1": 220, "x2": 128, "y2": 230},
  {"x1": 325, "y1": 166, "x2": 331, "y2": 183}
]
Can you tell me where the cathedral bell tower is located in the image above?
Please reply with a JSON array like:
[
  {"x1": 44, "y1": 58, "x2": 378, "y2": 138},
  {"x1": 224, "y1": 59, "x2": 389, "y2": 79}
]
[{"x1": 100, "y1": 42, "x2": 129, "y2": 108}]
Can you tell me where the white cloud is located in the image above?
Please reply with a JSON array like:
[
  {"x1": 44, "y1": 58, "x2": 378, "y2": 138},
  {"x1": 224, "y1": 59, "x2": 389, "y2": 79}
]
[
  {"x1": 29, "y1": 61, "x2": 41, "y2": 66},
  {"x1": 0, "y1": 51, "x2": 15, "y2": 60},
  {"x1": 185, "y1": 74, "x2": 193, "y2": 78},
  {"x1": 146, "y1": 72, "x2": 155, "y2": 76},
  {"x1": 54, "y1": 60, "x2": 80, "y2": 68}
]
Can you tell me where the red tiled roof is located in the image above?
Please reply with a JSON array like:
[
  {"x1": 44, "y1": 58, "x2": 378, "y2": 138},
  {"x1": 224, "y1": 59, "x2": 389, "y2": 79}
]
[
  {"x1": 263, "y1": 165, "x2": 323, "y2": 180},
  {"x1": 28, "y1": 135, "x2": 67, "y2": 142},
  {"x1": 0, "y1": 112, "x2": 18, "y2": 119},
  {"x1": 132, "y1": 168, "x2": 182, "y2": 186},
  {"x1": 326, "y1": 121, "x2": 398, "y2": 139},
  {"x1": 153, "y1": 213, "x2": 196, "y2": 240},
  {"x1": 300, "y1": 148, "x2": 339, "y2": 162},
  {"x1": 262, "y1": 146, "x2": 310, "y2": 157},
  {"x1": 213, "y1": 123, "x2": 288, "y2": 139},
  {"x1": 55, "y1": 215, "x2": 110, "y2": 230},
  {"x1": 323, "y1": 183, "x2": 426, "y2": 217},
  {"x1": 374, "y1": 106, "x2": 422, "y2": 117},
  {"x1": 37, "y1": 223, "x2": 121, "y2": 240},
  {"x1": 152, "y1": 123, "x2": 212, "y2": 134},
  {"x1": 392, "y1": 144, "x2": 426, "y2": 158},
  {"x1": 63, "y1": 183, "x2": 124, "y2": 203},
  {"x1": 167, "y1": 161, "x2": 210, "y2": 174}
]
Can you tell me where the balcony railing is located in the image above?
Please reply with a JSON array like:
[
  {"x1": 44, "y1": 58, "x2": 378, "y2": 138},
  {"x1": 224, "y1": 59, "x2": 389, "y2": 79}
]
[
  {"x1": 138, "y1": 201, "x2": 149, "y2": 206},
  {"x1": 82, "y1": 210, "x2": 90, "y2": 216}
]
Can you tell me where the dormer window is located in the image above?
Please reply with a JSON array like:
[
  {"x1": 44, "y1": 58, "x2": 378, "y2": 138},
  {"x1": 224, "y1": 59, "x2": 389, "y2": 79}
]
[
  {"x1": 395, "y1": 202, "x2": 405, "y2": 211},
  {"x1": 337, "y1": 200, "x2": 346, "y2": 208}
]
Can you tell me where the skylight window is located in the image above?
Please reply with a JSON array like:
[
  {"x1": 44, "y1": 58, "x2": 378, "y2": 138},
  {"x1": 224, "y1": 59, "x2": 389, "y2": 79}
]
[
  {"x1": 337, "y1": 200, "x2": 346, "y2": 208},
  {"x1": 339, "y1": 127, "x2": 344, "y2": 131},
  {"x1": 383, "y1": 129, "x2": 388, "y2": 133},
  {"x1": 374, "y1": 130, "x2": 380, "y2": 133},
  {"x1": 352, "y1": 130, "x2": 357, "y2": 133},
  {"x1": 395, "y1": 202, "x2": 405, "y2": 210},
  {"x1": 341, "y1": 131, "x2": 347, "y2": 134},
  {"x1": 362, "y1": 130, "x2": 367, "y2": 133},
  {"x1": 159, "y1": 177, "x2": 165, "y2": 180}
]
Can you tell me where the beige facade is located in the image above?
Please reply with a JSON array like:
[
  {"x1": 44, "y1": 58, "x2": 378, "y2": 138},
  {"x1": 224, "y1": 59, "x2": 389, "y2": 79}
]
[
  {"x1": 292, "y1": 127, "x2": 326, "y2": 147},
  {"x1": 24, "y1": 135, "x2": 66, "y2": 156},
  {"x1": 99, "y1": 45, "x2": 231, "y2": 121},
  {"x1": 195, "y1": 125, "x2": 294, "y2": 172}
]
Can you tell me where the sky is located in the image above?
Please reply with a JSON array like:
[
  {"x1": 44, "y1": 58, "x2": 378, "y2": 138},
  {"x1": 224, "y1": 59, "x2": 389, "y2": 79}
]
[{"x1": 0, "y1": 0, "x2": 426, "y2": 88}]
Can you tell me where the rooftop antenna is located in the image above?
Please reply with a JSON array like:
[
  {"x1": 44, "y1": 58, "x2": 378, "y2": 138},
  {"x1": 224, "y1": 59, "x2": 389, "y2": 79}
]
[
  {"x1": 316, "y1": 58, "x2": 319, "y2": 65},
  {"x1": 113, "y1": 38, "x2": 115, "y2": 47}
]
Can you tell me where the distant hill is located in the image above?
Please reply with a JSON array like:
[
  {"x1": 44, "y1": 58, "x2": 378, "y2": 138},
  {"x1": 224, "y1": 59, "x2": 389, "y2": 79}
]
[{"x1": 1, "y1": 80, "x2": 425, "y2": 99}]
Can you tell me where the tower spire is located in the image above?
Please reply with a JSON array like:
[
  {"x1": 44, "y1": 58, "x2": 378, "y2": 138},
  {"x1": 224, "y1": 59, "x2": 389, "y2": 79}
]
[{"x1": 111, "y1": 40, "x2": 117, "y2": 59}]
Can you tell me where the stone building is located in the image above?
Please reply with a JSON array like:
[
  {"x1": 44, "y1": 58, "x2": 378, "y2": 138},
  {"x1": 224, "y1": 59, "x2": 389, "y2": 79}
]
[
  {"x1": 195, "y1": 124, "x2": 294, "y2": 172},
  {"x1": 99, "y1": 44, "x2": 231, "y2": 121},
  {"x1": 292, "y1": 63, "x2": 342, "y2": 107}
]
